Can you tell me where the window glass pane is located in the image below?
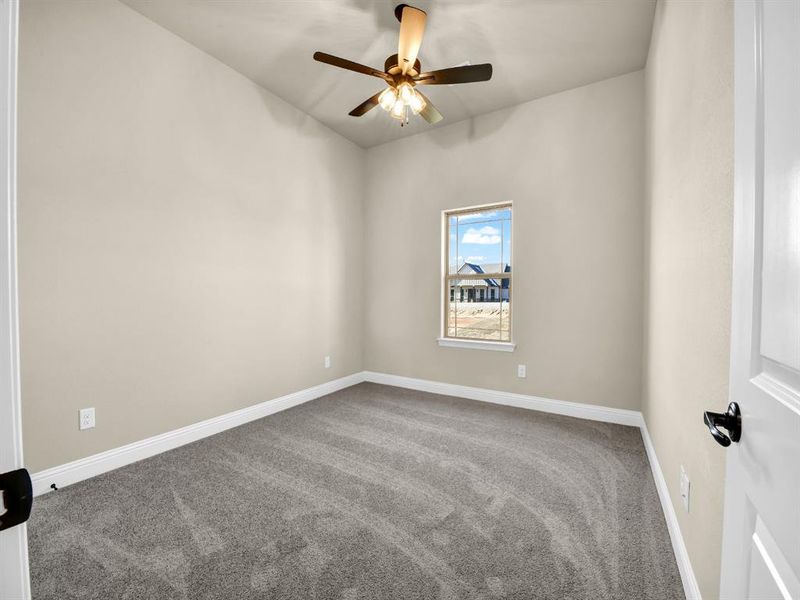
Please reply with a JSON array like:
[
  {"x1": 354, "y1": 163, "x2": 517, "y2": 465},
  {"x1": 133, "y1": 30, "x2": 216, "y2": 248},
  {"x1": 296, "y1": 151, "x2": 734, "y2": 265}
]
[
  {"x1": 455, "y1": 291, "x2": 502, "y2": 340},
  {"x1": 502, "y1": 219, "x2": 512, "y2": 270},
  {"x1": 447, "y1": 283, "x2": 459, "y2": 337},
  {"x1": 454, "y1": 210, "x2": 505, "y2": 275},
  {"x1": 494, "y1": 207, "x2": 512, "y2": 221},
  {"x1": 448, "y1": 216, "x2": 459, "y2": 274},
  {"x1": 446, "y1": 276, "x2": 510, "y2": 341},
  {"x1": 445, "y1": 205, "x2": 511, "y2": 342},
  {"x1": 499, "y1": 293, "x2": 511, "y2": 342}
]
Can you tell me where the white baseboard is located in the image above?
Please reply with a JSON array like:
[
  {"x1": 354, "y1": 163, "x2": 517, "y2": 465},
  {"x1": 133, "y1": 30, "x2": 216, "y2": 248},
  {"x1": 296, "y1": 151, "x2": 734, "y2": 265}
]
[
  {"x1": 640, "y1": 421, "x2": 702, "y2": 600},
  {"x1": 31, "y1": 372, "x2": 364, "y2": 496},
  {"x1": 362, "y1": 371, "x2": 642, "y2": 426},
  {"x1": 31, "y1": 368, "x2": 699, "y2": 600},
  {"x1": 33, "y1": 371, "x2": 639, "y2": 497}
]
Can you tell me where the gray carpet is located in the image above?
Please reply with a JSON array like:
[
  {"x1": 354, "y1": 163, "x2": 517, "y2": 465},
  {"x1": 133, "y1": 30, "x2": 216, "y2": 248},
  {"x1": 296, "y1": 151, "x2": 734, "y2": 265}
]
[{"x1": 29, "y1": 382, "x2": 684, "y2": 599}]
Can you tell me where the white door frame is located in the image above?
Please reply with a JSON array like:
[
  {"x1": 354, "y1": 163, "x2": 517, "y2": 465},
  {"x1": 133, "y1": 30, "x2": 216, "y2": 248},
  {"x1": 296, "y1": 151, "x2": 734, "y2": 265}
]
[{"x1": 0, "y1": 0, "x2": 30, "y2": 598}]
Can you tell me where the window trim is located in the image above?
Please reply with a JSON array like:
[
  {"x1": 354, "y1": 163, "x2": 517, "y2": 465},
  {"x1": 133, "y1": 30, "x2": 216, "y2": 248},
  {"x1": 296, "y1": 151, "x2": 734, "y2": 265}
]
[
  {"x1": 441, "y1": 202, "x2": 513, "y2": 347},
  {"x1": 436, "y1": 337, "x2": 517, "y2": 352}
]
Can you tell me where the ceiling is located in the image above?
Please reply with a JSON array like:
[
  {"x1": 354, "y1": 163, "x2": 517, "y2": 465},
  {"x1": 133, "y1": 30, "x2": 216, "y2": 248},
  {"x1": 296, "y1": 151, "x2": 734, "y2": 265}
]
[{"x1": 122, "y1": 0, "x2": 656, "y2": 148}]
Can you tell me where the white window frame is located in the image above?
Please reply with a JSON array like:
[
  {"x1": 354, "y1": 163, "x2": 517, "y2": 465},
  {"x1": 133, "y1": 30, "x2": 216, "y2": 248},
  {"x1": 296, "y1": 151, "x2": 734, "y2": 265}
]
[{"x1": 438, "y1": 202, "x2": 515, "y2": 352}]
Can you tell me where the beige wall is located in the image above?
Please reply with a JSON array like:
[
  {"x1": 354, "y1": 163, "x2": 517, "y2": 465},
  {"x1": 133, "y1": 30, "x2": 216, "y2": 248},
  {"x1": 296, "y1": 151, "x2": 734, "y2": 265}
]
[
  {"x1": 18, "y1": 4, "x2": 735, "y2": 593},
  {"x1": 643, "y1": 1, "x2": 733, "y2": 598},
  {"x1": 18, "y1": 0, "x2": 365, "y2": 472},
  {"x1": 363, "y1": 72, "x2": 645, "y2": 410}
]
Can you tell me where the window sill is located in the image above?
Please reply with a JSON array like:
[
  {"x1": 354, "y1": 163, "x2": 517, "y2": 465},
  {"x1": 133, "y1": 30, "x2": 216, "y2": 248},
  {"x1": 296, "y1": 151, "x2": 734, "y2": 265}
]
[{"x1": 436, "y1": 338, "x2": 516, "y2": 352}]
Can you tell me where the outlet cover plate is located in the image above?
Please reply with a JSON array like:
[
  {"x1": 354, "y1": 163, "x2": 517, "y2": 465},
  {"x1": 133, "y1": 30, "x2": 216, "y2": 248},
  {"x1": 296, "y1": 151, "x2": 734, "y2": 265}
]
[
  {"x1": 679, "y1": 465, "x2": 690, "y2": 512},
  {"x1": 79, "y1": 407, "x2": 95, "y2": 430}
]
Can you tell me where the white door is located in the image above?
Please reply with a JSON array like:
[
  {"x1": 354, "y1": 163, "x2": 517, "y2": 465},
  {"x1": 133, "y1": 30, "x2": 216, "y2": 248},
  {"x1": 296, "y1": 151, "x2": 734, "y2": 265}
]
[
  {"x1": 0, "y1": 1, "x2": 30, "y2": 598},
  {"x1": 719, "y1": 1, "x2": 800, "y2": 598}
]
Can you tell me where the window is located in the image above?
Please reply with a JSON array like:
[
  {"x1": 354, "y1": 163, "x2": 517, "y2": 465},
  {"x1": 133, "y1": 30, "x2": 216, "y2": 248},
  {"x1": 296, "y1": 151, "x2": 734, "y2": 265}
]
[{"x1": 443, "y1": 203, "x2": 512, "y2": 343}]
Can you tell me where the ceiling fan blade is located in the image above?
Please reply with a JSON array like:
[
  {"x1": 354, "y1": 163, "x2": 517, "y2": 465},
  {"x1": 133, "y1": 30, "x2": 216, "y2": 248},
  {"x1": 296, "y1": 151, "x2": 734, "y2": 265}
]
[
  {"x1": 349, "y1": 91, "x2": 383, "y2": 117},
  {"x1": 313, "y1": 51, "x2": 391, "y2": 82},
  {"x1": 415, "y1": 63, "x2": 493, "y2": 85},
  {"x1": 416, "y1": 91, "x2": 443, "y2": 124},
  {"x1": 397, "y1": 5, "x2": 426, "y2": 75}
]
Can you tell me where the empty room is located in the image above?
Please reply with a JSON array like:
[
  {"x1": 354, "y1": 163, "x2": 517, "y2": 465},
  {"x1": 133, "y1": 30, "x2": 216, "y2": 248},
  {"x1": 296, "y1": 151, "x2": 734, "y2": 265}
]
[{"x1": 0, "y1": 0, "x2": 798, "y2": 599}]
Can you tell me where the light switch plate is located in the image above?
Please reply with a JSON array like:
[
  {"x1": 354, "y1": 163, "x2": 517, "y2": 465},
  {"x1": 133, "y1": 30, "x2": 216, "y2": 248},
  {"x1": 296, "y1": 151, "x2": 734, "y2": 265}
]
[{"x1": 517, "y1": 364, "x2": 526, "y2": 378}]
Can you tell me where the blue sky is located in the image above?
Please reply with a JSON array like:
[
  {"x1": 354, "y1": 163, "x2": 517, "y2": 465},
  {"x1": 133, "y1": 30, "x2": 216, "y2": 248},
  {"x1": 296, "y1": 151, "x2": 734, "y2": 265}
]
[{"x1": 448, "y1": 208, "x2": 511, "y2": 272}]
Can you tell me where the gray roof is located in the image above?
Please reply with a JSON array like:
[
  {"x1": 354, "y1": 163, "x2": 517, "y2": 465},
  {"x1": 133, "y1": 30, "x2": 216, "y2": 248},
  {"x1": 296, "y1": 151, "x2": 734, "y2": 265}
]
[
  {"x1": 451, "y1": 262, "x2": 511, "y2": 288},
  {"x1": 457, "y1": 262, "x2": 511, "y2": 275}
]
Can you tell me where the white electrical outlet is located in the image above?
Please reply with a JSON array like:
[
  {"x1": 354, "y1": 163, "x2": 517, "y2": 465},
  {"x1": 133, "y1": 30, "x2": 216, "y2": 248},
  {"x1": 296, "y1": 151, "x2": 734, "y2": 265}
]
[
  {"x1": 324, "y1": 355, "x2": 331, "y2": 369},
  {"x1": 517, "y1": 364, "x2": 526, "y2": 378},
  {"x1": 679, "y1": 465, "x2": 690, "y2": 512},
  {"x1": 79, "y1": 407, "x2": 95, "y2": 430}
]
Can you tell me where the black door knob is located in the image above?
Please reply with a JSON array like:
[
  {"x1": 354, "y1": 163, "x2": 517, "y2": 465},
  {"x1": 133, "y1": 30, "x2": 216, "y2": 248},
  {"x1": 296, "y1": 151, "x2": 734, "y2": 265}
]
[
  {"x1": 0, "y1": 468, "x2": 33, "y2": 531},
  {"x1": 703, "y1": 402, "x2": 741, "y2": 447}
]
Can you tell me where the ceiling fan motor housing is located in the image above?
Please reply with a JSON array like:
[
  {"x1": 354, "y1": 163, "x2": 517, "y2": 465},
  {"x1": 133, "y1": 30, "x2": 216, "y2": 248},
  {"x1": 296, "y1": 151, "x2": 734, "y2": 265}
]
[
  {"x1": 384, "y1": 54, "x2": 421, "y2": 80},
  {"x1": 394, "y1": 4, "x2": 412, "y2": 22}
]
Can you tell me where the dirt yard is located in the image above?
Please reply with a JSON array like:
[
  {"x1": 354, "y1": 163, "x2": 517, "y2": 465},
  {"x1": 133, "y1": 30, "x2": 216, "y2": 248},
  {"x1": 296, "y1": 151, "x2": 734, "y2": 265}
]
[{"x1": 447, "y1": 302, "x2": 510, "y2": 341}]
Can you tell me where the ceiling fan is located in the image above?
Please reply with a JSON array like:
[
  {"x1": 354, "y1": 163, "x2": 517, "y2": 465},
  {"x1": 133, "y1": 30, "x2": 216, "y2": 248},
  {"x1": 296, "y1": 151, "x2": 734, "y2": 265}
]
[{"x1": 313, "y1": 3, "x2": 493, "y2": 126}]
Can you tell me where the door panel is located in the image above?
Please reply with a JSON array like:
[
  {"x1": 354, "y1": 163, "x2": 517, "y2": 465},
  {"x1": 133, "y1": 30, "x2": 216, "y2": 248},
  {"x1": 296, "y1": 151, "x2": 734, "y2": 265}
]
[
  {"x1": 746, "y1": 516, "x2": 800, "y2": 600},
  {"x1": 760, "y1": 0, "x2": 800, "y2": 371},
  {"x1": 722, "y1": 1, "x2": 800, "y2": 598}
]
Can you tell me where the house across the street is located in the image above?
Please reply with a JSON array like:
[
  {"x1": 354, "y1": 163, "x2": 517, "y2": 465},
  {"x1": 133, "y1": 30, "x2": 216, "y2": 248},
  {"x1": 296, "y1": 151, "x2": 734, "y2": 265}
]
[{"x1": 449, "y1": 262, "x2": 510, "y2": 302}]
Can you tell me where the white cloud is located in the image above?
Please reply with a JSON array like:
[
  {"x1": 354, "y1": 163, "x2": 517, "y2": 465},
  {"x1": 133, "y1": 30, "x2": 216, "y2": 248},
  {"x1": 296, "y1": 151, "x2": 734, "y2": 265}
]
[
  {"x1": 462, "y1": 226, "x2": 501, "y2": 245},
  {"x1": 466, "y1": 255, "x2": 486, "y2": 262}
]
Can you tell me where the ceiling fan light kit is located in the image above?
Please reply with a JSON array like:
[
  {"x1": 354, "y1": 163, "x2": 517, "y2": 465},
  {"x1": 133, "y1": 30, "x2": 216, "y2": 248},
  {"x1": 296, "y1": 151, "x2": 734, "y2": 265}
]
[
  {"x1": 378, "y1": 87, "x2": 397, "y2": 111},
  {"x1": 380, "y1": 82, "x2": 426, "y2": 125},
  {"x1": 313, "y1": 3, "x2": 493, "y2": 127}
]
